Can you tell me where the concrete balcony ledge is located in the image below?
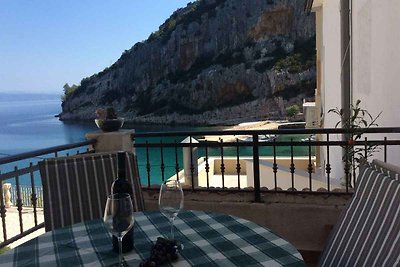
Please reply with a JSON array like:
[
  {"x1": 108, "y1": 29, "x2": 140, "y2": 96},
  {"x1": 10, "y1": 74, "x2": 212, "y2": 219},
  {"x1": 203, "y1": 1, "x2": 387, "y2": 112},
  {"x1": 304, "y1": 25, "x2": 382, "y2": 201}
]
[
  {"x1": 86, "y1": 130, "x2": 135, "y2": 153},
  {"x1": 142, "y1": 188, "x2": 349, "y2": 253}
]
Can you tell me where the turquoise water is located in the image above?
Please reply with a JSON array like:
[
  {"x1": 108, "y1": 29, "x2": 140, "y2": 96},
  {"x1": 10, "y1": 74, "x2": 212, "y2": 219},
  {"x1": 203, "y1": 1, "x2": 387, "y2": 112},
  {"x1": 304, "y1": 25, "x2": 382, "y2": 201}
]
[
  {"x1": 0, "y1": 94, "x2": 225, "y2": 186},
  {"x1": 0, "y1": 93, "x2": 311, "y2": 186},
  {"x1": 137, "y1": 134, "x2": 313, "y2": 186}
]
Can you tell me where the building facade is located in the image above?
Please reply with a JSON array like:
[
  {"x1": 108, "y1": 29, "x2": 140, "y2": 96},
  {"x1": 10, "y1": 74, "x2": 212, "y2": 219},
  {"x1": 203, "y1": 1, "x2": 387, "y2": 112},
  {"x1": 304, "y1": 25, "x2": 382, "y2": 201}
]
[{"x1": 308, "y1": 0, "x2": 400, "y2": 181}]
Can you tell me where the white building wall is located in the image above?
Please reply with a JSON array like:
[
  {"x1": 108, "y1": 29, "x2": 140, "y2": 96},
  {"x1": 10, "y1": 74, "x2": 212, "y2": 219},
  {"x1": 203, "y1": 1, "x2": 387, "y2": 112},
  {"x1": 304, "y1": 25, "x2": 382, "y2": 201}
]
[
  {"x1": 352, "y1": 0, "x2": 400, "y2": 164},
  {"x1": 314, "y1": 0, "x2": 344, "y2": 180}
]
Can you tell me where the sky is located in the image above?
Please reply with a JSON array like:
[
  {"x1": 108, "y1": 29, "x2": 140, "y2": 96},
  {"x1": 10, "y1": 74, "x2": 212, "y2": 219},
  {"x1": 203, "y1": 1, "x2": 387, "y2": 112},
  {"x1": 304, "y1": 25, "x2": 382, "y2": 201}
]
[{"x1": 0, "y1": 0, "x2": 193, "y2": 94}]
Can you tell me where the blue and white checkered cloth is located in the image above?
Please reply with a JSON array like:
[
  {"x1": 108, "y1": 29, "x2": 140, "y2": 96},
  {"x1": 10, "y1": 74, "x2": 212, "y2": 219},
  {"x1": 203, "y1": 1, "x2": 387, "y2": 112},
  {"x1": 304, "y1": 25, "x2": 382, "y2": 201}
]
[{"x1": 0, "y1": 210, "x2": 305, "y2": 266}]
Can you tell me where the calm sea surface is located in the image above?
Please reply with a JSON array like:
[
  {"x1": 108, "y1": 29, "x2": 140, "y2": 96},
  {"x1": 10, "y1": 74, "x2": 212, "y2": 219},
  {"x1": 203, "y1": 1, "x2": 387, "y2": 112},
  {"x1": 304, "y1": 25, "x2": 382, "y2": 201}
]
[
  {"x1": 0, "y1": 94, "x2": 225, "y2": 185},
  {"x1": 0, "y1": 97, "x2": 91, "y2": 156},
  {"x1": 0, "y1": 94, "x2": 309, "y2": 186}
]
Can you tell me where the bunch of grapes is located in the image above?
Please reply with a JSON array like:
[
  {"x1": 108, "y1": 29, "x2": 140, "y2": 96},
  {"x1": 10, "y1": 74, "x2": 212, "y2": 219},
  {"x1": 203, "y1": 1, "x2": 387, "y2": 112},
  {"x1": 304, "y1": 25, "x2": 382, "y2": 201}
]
[{"x1": 140, "y1": 237, "x2": 179, "y2": 267}]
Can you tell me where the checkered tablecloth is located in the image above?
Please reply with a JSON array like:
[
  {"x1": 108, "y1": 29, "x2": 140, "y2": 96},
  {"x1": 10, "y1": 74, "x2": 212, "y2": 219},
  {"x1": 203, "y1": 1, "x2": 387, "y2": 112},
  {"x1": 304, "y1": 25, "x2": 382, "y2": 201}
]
[{"x1": 0, "y1": 210, "x2": 305, "y2": 266}]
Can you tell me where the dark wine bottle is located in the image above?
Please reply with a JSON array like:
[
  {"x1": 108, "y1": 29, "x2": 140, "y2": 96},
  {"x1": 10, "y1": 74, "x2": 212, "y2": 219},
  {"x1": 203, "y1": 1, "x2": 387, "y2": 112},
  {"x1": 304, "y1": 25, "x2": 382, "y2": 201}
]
[{"x1": 111, "y1": 151, "x2": 134, "y2": 253}]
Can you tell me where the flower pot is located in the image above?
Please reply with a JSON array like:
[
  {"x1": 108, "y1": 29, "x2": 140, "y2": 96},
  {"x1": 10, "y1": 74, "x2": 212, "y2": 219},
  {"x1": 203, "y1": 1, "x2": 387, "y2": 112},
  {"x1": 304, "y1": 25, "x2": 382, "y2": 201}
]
[{"x1": 95, "y1": 118, "x2": 124, "y2": 132}]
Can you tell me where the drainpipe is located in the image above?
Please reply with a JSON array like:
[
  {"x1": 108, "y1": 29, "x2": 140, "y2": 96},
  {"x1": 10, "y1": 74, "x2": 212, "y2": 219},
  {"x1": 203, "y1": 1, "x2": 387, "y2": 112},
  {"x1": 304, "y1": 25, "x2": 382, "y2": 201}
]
[
  {"x1": 341, "y1": 0, "x2": 351, "y2": 127},
  {"x1": 341, "y1": 0, "x2": 352, "y2": 183}
]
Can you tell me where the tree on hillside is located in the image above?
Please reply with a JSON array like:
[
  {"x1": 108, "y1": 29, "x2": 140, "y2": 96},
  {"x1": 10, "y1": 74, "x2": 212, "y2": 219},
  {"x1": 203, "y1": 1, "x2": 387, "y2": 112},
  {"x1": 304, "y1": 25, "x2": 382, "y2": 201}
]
[
  {"x1": 62, "y1": 83, "x2": 78, "y2": 101},
  {"x1": 286, "y1": 104, "x2": 300, "y2": 119}
]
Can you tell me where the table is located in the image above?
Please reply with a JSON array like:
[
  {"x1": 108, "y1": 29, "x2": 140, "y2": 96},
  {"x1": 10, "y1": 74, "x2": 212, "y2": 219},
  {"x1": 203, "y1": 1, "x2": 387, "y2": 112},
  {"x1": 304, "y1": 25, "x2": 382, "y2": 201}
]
[{"x1": 0, "y1": 210, "x2": 305, "y2": 266}]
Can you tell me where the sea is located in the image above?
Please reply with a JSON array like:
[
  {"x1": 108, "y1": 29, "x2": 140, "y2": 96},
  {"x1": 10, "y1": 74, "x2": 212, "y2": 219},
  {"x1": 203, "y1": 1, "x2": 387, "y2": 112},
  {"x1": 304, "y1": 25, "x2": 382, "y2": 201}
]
[
  {"x1": 0, "y1": 93, "x2": 227, "y2": 186},
  {"x1": 0, "y1": 93, "x2": 309, "y2": 187}
]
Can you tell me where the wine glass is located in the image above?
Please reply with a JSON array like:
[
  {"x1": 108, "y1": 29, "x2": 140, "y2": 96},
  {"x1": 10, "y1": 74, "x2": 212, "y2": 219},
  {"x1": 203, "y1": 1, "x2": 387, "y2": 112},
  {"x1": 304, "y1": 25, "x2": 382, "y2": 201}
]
[
  {"x1": 103, "y1": 193, "x2": 135, "y2": 266},
  {"x1": 159, "y1": 180, "x2": 184, "y2": 240}
]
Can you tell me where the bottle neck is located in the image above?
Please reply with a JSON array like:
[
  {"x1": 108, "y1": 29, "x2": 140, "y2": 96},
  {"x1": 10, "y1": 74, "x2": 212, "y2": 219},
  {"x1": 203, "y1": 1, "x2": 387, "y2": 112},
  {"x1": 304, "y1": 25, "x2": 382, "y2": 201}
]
[
  {"x1": 117, "y1": 152, "x2": 126, "y2": 180},
  {"x1": 117, "y1": 169, "x2": 126, "y2": 180}
]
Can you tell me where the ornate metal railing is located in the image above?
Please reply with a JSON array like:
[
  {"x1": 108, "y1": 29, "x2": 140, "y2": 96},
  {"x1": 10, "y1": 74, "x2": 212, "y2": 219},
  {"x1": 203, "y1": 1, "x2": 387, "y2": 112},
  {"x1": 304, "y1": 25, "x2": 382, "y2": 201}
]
[
  {"x1": 0, "y1": 140, "x2": 96, "y2": 248},
  {"x1": 133, "y1": 127, "x2": 400, "y2": 202},
  {"x1": 8, "y1": 186, "x2": 44, "y2": 208},
  {"x1": 1, "y1": 127, "x2": 400, "y2": 249}
]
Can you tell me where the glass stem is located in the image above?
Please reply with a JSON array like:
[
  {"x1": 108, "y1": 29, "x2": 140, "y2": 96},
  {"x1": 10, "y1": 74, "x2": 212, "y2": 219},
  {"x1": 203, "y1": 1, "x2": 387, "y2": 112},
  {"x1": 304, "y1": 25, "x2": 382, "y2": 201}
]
[
  {"x1": 118, "y1": 236, "x2": 123, "y2": 266},
  {"x1": 170, "y1": 217, "x2": 175, "y2": 240}
]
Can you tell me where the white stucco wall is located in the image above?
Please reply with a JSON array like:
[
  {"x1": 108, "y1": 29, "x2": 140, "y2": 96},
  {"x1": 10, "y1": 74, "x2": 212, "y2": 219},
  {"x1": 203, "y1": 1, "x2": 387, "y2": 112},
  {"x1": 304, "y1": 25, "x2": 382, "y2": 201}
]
[
  {"x1": 313, "y1": 0, "x2": 344, "y2": 180},
  {"x1": 352, "y1": 0, "x2": 400, "y2": 164}
]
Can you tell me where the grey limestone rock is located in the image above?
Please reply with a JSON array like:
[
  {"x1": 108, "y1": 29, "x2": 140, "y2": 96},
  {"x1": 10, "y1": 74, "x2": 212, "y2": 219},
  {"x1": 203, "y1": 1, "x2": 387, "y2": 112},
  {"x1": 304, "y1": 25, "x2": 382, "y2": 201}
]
[{"x1": 60, "y1": 0, "x2": 316, "y2": 125}]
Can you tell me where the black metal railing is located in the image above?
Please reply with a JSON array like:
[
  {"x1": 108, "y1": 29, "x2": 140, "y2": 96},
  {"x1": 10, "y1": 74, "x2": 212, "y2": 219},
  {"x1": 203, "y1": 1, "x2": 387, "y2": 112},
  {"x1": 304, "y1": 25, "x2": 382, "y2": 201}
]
[
  {"x1": 0, "y1": 139, "x2": 96, "y2": 248},
  {"x1": 133, "y1": 127, "x2": 400, "y2": 201},
  {"x1": 9, "y1": 186, "x2": 44, "y2": 208},
  {"x1": 1, "y1": 127, "x2": 400, "y2": 249}
]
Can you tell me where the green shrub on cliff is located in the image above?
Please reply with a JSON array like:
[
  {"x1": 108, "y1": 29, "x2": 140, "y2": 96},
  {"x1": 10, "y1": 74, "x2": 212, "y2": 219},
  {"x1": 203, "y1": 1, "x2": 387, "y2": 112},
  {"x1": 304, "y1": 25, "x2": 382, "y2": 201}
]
[
  {"x1": 286, "y1": 104, "x2": 300, "y2": 119},
  {"x1": 148, "y1": 0, "x2": 228, "y2": 45},
  {"x1": 273, "y1": 79, "x2": 316, "y2": 100},
  {"x1": 61, "y1": 83, "x2": 78, "y2": 102},
  {"x1": 273, "y1": 52, "x2": 315, "y2": 73},
  {"x1": 274, "y1": 54, "x2": 303, "y2": 73},
  {"x1": 269, "y1": 36, "x2": 316, "y2": 74}
]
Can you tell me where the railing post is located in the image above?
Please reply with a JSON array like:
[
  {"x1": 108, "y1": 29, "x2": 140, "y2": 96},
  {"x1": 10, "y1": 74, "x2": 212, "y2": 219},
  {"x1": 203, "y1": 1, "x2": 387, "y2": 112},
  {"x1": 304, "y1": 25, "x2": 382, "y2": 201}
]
[
  {"x1": 86, "y1": 130, "x2": 135, "y2": 153},
  {"x1": 0, "y1": 171, "x2": 7, "y2": 242},
  {"x1": 252, "y1": 134, "x2": 261, "y2": 202},
  {"x1": 2, "y1": 183, "x2": 12, "y2": 208},
  {"x1": 182, "y1": 137, "x2": 199, "y2": 189}
]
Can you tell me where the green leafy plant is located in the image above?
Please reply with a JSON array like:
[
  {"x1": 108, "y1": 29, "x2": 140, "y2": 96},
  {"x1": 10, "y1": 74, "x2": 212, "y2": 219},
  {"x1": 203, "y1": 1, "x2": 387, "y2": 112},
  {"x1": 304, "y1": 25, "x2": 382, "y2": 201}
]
[
  {"x1": 61, "y1": 83, "x2": 78, "y2": 102},
  {"x1": 328, "y1": 99, "x2": 382, "y2": 185},
  {"x1": 286, "y1": 104, "x2": 300, "y2": 119}
]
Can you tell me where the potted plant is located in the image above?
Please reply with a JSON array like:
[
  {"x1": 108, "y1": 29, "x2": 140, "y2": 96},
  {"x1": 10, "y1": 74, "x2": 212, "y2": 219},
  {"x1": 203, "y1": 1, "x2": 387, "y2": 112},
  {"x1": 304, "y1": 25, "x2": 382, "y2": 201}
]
[
  {"x1": 328, "y1": 99, "x2": 381, "y2": 186},
  {"x1": 95, "y1": 107, "x2": 124, "y2": 132}
]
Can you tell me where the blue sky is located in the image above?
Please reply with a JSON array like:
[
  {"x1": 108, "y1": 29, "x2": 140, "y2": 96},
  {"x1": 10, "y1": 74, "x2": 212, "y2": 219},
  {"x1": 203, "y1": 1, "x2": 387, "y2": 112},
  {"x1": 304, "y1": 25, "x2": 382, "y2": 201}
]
[{"x1": 0, "y1": 0, "x2": 193, "y2": 94}]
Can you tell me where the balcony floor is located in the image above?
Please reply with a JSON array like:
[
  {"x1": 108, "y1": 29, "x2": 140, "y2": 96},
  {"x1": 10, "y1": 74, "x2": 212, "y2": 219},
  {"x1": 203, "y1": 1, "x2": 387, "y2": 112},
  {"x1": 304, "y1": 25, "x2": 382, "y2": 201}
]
[{"x1": 0, "y1": 206, "x2": 45, "y2": 248}]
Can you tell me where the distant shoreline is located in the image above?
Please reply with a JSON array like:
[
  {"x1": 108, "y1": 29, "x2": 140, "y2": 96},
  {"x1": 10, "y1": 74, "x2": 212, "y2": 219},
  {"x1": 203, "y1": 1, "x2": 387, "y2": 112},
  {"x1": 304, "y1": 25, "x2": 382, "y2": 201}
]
[
  {"x1": 0, "y1": 92, "x2": 60, "y2": 102},
  {"x1": 58, "y1": 115, "x2": 289, "y2": 127},
  {"x1": 58, "y1": 116, "x2": 242, "y2": 127}
]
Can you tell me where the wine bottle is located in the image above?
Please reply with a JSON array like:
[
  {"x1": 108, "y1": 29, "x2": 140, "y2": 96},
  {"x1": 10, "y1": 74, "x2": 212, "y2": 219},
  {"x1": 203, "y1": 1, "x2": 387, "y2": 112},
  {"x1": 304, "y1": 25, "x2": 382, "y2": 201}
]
[{"x1": 111, "y1": 151, "x2": 134, "y2": 253}]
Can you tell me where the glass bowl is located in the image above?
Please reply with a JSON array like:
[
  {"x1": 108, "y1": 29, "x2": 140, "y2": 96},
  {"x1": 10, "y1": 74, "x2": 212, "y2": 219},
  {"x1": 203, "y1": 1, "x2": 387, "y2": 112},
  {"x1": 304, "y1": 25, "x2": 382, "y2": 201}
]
[{"x1": 95, "y1": 118, "x2": 124, "y2": 132}]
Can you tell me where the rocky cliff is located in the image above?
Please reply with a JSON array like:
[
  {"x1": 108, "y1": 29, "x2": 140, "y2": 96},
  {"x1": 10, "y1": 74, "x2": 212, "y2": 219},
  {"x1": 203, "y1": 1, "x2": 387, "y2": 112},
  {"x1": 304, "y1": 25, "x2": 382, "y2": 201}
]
[{"x1": 60, "y1": 0, "x2": 316, "y2": 125}]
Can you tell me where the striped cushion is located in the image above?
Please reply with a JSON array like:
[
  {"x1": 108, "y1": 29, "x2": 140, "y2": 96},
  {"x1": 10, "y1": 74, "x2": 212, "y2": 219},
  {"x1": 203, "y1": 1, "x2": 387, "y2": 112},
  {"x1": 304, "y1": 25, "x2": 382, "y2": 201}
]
[
  {"x1": 371, "y1": 159, "x2": 400, "y2": 181},
  {"x1": 39, "y1": 152, "x2": 145, "y2": 232},
  {"x1": 319, "y1": 163, "x2": 400, "y2": 266}
]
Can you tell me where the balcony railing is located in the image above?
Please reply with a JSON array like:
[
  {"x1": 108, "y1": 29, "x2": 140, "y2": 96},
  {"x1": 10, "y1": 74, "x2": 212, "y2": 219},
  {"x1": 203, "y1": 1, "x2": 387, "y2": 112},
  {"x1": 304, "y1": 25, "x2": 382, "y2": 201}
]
[
  {"x1": 133, "y1": 127, "x2": 400, "y2": 202},
  {"x1": 1, "y1": 127, "x2": 400, "y2": 249},
  {"x1": 0, "y1": 140, "x2": 96, "y2": 248}
]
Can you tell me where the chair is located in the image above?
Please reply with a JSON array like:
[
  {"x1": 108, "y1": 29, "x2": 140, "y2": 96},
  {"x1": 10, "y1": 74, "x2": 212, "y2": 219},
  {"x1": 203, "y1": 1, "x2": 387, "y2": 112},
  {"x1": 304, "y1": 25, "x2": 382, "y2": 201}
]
[
  {"x1": 39, "y1": 151, "x2": 145, "y2": 232},
  {"x1": 371, "y1": 159, "x2": 400, "y2": 181},
  {"x1": 318, "y1": 160, "x2": 400, "y2": 266}
]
